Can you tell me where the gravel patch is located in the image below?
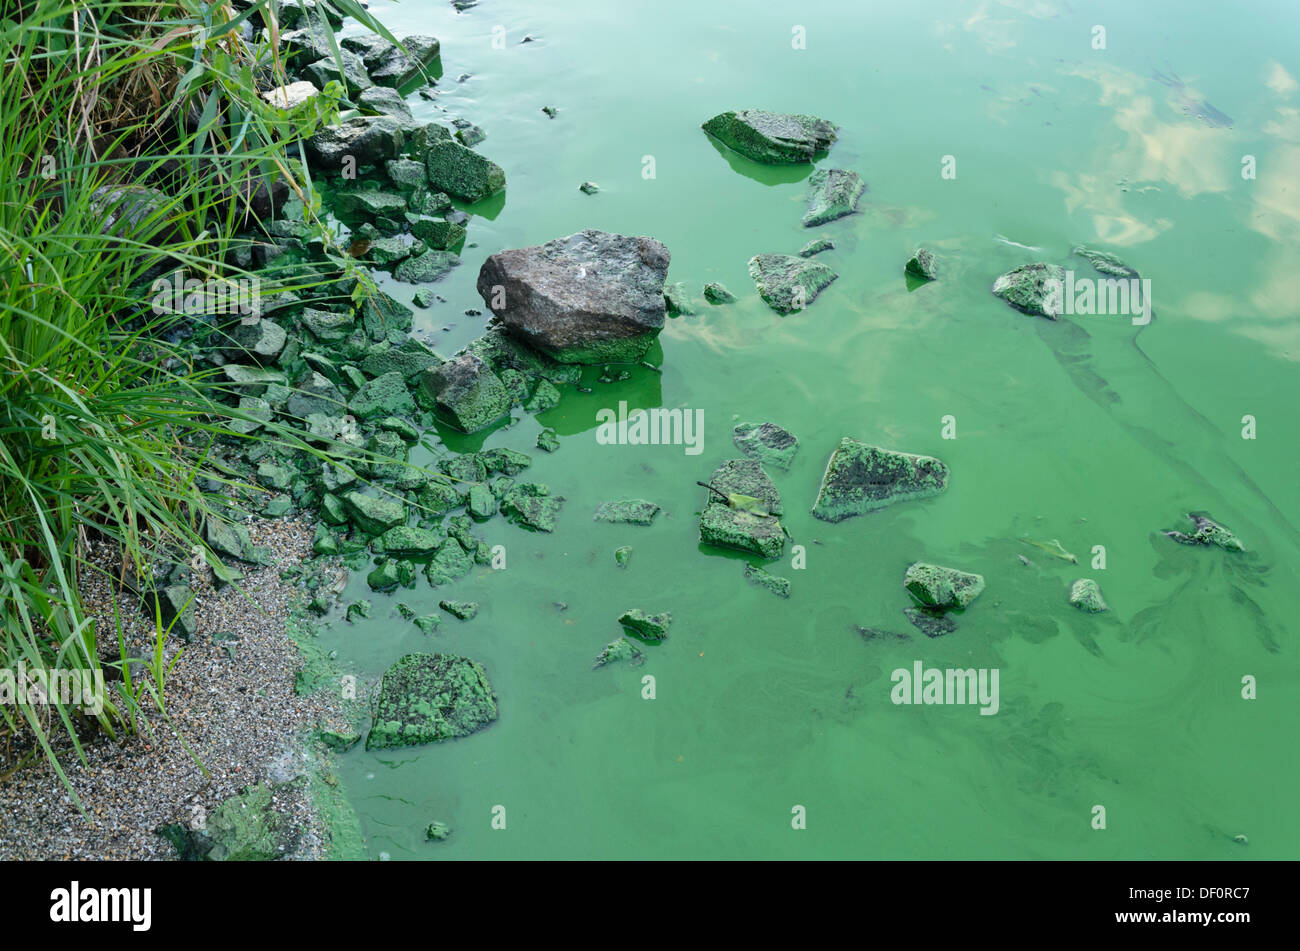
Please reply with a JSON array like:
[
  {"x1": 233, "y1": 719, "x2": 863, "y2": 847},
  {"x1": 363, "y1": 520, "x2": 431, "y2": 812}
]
[{"x1": 0, "y1": 517, "x2": 355, "y2": 861}]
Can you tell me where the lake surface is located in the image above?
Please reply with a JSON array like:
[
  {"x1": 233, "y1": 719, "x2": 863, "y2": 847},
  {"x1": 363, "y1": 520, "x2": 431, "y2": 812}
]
[{"x1": 319, "y1": 0, "x2": 1300, "y2": 858}]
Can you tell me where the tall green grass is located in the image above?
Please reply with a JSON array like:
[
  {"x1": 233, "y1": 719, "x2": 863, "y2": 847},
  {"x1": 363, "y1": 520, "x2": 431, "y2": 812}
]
[{"x1": 0, "y1": 0, "x2": 392, "y2": 803}]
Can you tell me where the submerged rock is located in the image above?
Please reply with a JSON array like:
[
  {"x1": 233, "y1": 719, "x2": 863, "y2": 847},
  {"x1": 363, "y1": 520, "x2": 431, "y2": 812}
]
[
  {"x1": 903, "y1": 562, "x2": 984, "y2": 610},
  {"x1": 440, "y1": 599, "x2": 478, "y2": 620},
  {"x1": 425, "y1": 821, "x2": 453, "y2": 841},
  {"x1": 593, "y1": 499, "x2": 660, "y2": 525},
  {"x1": 393, "y1": 249, "x2": 458, "y2": 284},
  {"x1": 802, "y1": 168, "x2": 864, "y2": 226},
  {"x1": 1163, "y1": 513, "x2": 1244, "y2": 552},
  {"x1": 702, "y1": 282, "x2": 735, "y2": 304},
  {"x1": 698, "y1": 459, "x2": 785, "y2": 559},
  {"x1": 614, "y1": 545, "x2": 632, "y2": 568},
  {"x1": 701, "y1": 109, "x2": 836, "y2": 164},
  {"x1": 733, "y1": 421, "x2": 798, "y2": 471},
  {"x1": 618, "y1": 609, "x2": 672, "y2": 641},
  {"x1": 417, "y1": 352, "x2": 510, "y2": 433},
  {"x1": 811, "y1": 437, "x2": 949, "y2": 522},
  {"x1": 799, "y1": 237, "x2": 834, "y2": 258},
  {"x1": 500, "y1": 483, "x2": 562, "y2": 532},
  {"x1": 904, "y1": 606, "x2": 956, "y2": 638},
  {"x1": 1069, "y1": 578, "x2": 1108, "y2": 613},
  {"x1": 1072, "y1": 245, "x2": 1138, "y2": 278},
  {"x1": 366, "y1": 652, "x2": 498, "y2": 750},
  {"x1": 592, "y1": 636, "x2": 643, "y2": 669},
  {"x1": 905, "y1": 248, "x2": 938, "y2": 281},
  {"x1": 158, "y1": 783, "x2": 294, "y2": 861},
  {"x1": 991, "y1": 262, "x2": 1065, "y2": 319},
  {"x1": 744, "y1": 563, "x2": 790, "y2": 598},
  {"x1": 748, "y1": 253, "x2": 836, "y2": 315},
  {"x1": 476, "y1": 230, "x2": 671, "y2": 364}
]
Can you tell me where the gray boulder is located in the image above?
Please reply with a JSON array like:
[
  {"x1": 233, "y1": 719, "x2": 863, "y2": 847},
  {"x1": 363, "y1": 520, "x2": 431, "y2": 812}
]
[
  {"x1": 803, "y1": 168, "x2": 864, "y2": 226},
  {"x1": 476, "y1": 230, "x2": 671, "y2": 364},
  {"x1": 702, "y1": 110, "x2": 836, "y2": 163},
  {"x1": 748, "y1": 253, "x2": 837, "y2": 315}
]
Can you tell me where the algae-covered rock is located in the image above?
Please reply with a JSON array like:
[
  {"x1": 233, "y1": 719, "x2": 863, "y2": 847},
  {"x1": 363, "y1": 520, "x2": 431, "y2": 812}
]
[
  {"x1": 904, "y1": 606, "x2": 956, "y2": 638},
  {"x1": 159, "y1": 783, "x2": 295, "y2": 861},
  {"x1": 799, "y1": 237, "x2": 834, "y2": 258},
  {"x1": 343, "y1": 491, "x2": 407, "y2": 536},
  {"x1": 618, "y1": 609, "x2": 672, "y2": 641},
  {"x1": 286, "y1": 370, "x2": 344, "y2": 418},
  {"x1": 905, "y1": 248, "x2": 938, "y2": 281},
  {"x1": 306, "y1": 115, "x2": 406, "y2": 167},
  {"x1": 393, "y1": 249, "x2": 458, "y2": 284},
  {"x1": 991, "y1": 262, "x2": 1065, "y2": 319},
  {"x1": 350, "y1": 370, "x2": 416, "y2": 419},
  {"x1": 377, "y1": 525, "x2": 444, "y2": 556},
  {"x1": 418, "y1": 352, "x2": 510, "y2": 433},
  {"x1": 467, "y1": 483, "x2": 497, "y2": 519},
  {"x1": 748, "y1": 253, "x2": 837, "y2": 315},
  {"x1": 802, "y1": 168, "x2": 864, "y2": 226},
  {"x1": 702, "y1": 282, "x2": 735, "y2": 304},
  {"x1": 425, "y1": 821, "x2": 453, "y2": 841},
  {"x1": 903, "y1": 562, "x2": 984, "y2": 610},
  {"x1": 701, "y1": 109, "x2": 836, "y2": 164},
  {"x1": 1069, "y1": 578, "x2": 1108, "y2": 613},
  {"x1": 1163, "y1": 512, "x2": 1244, "y2": 552},
  {"x1": 744, "y1": 563, "x2": 790, "y2": 598},
  {"x1": 614, "y1": 545, "x2": 632, "y2": 568},
  {"x1": 439, "y1": 599, "x2": 478, "y2": 620},
  {"x1": 811, "y1": 437, "x2": 948, "y2": 522},
  {"x1": 426, "y1": 539, "x2": 474, "y2": 585},
  {"x1": 1071, "y1": 245, "x2": 1138, "y2": 278},
  {"x1": 592, "y1": 636, "x2": 643, "y2": 669},
  {"x1": 500, "y1": 482, "x2": 561, "y2": 532},
  {"x1": 664, "y1": 281, "x2": 696, "y2": 316},
  {"x1": 733, "y1": 421, "x2": 798, "y2": 471},
  {"x1": 367, "y1": 559, "x2": 414, "y2": 592},
  {"x1": 407, "y1": 215, "x2": 467, "y2": 251},
  {"x1": 226, "y1": 318, "x2": 286, "y2": 363},
  {"x1": 424, "y1": 136, "x2": 505, "y2": 203},
  {"x1": 476, "y1": 229, "x2": 670, "y2": 365},
  {"x1": 698, "y1": 459, "x2": 785, "y2": 560},
  {"x1": 481, "y1": 447, "x2": 532, "y2": 476},
  {"x1": 366, "y1": 652, "x2": 498, "y2": 750},
  {"x1": 536, "y1": 429, "x2": 560, "y2": 452},
  {"x1": 593, "y1": 499, "x2": 660, "y2": 525}
]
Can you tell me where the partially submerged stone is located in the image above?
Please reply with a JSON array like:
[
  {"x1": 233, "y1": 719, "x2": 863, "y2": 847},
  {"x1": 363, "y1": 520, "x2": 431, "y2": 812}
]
[
  {"x1": 614, "y1": 545, "x2": 632, "y2": 568},
  {"x1": 811, "y1": 437, "x2": 948, "y2": 522},
  {"x1": 1071, "y1": 245, "x2": 1138, "y2": 278},
  {"x1": 593, "y1": 499, "x2": 660, "y2": 525},
  {"x1": 744, "y1": 563, "x2": 790, "y2": 598},
  {"x1": 903, "y1": 562, "x2": 985, "y2": 610},
  {"x1": 393, "y1": 248, "x2": 458, "y2": 284},
  {"x1": 426, "y1": 539, "x2": 474, "y2": 585},
  {"x1": 733, "y1": 421, "x2": 798, "y2": 471},
  {"x1": 477, "y1": 230, "x2": 670, "y2": 364},
  {"x1": 802, "y1": 168, "x2": 864, "y2": 226},
  {"x1": 1163, "y1": 512, "x2": 1244, "y2": 552},
  {"x1": 748, "y1": 253, "x2": 837, "y2": 315},
  {"x1": 579, "y1": 181, "x2": 599, "y2": 195},
  {"x1": 377, "y1": 525, "x2": 444, "y2": 556},
  {"x1": 424, "y1": 136, "x2": 506, "y2": 203},
  {"x1": 158, "y1": 783, "x2": 294, "y2": 860},
  {"x1": 366, "y1": 652, "x2": 497, "y2": 750},
  {"x1": 418, "y1": 352, "x2": 510, "y2": 433},
  {"x1": 618, "y1": 609, "x2": 671, "y2": 641},
  {"x1": 306, "y1": 115, "x2": 405, "y2": 168},
  {"x1": 440, "y1": 599, "x2": 478, "y2": 620},
  {"x1": 592, "y1": 637, "x2": 643, "y2": 669},
  {"x1": 701, "y1": 109, "x2": 837, "y2": 164},
  {"x1": 664, "y1": 281, "x2": 695, "y2": 316},
  {"x1": 425, "y1": 821, "x2": 452, "y2": 841},
  {"x1": 905, "y1": 248, "x2": 938, "y2": 281},
  {"x1": 1069, "y1": 578, "x2": 1108, "y2": 613},
  {"x1": 698, "y1": 459, "x2": 785, "y2": 560},
  {"x1": 702, "y1": 282, "x2": 735, "y2": 304},
  {"x1": 991, "y1": 263, "x2": 1065, "y2": 319},
  {"x1": 536, "y1": 429, "x2": 560, "y2": 452},
  {"x1": 500, "y1": 482, "x2": 561, "y2": 532},
  {"x1": 799, "y1": 237, "x2": 834, "y2": 258}
]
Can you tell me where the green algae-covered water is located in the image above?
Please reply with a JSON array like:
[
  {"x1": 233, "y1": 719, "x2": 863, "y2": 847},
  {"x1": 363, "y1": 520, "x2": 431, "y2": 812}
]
[{"x1": 320, "y1": 0, "x2": 1300, "y2": 858}]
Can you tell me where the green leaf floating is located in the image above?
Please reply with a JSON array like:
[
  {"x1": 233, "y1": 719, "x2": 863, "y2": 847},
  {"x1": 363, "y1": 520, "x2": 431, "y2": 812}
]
[{"x1": 727, "y1": 492, "x2": 771, "y2": 516}]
